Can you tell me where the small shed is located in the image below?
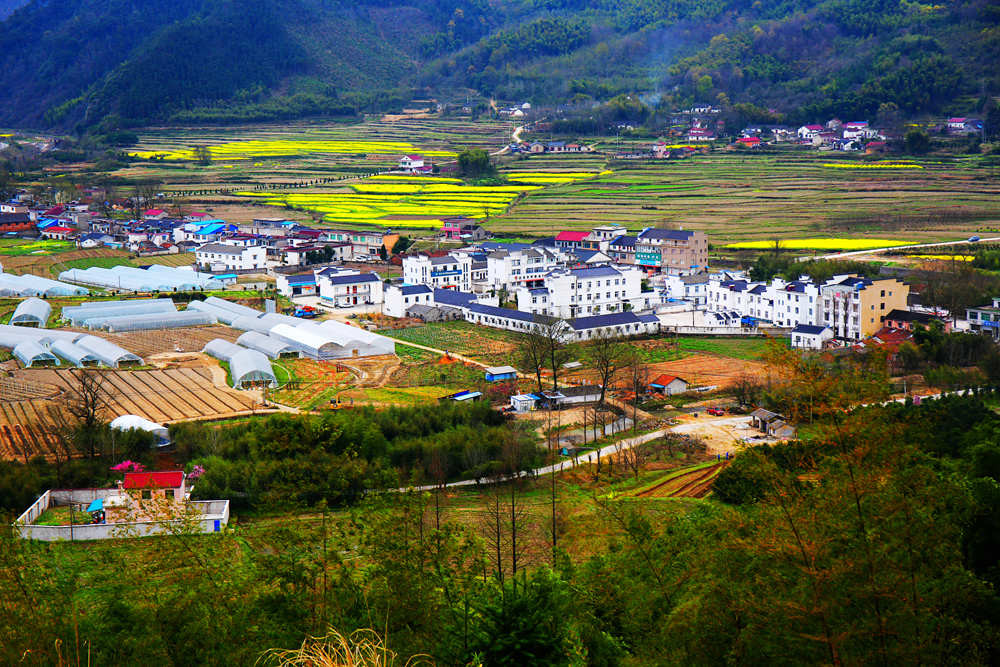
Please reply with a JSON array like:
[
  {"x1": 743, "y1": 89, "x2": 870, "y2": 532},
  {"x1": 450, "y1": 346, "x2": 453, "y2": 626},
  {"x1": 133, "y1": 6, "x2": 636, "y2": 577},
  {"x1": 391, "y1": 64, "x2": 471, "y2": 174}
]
[
  {"x1": 510, "y1": 394, "x2": 540, "y2": 413},
  {"x1": 440, "y1": 390, "x2": 483, "y2": 403},
  {"x1": 769, "y1": 420, "x2": 797, "y2": 439},
  {"x1": 484, "y1": 365, "x2": 518, "y2": 382},
  {"x1": 647, "y1": 374, "x2": 689, "y2": 396},
  {"x1": 123, "y1": 471, "x2": 185, "y2": 503},
  {"x1": 750, "y1": 408, "x2": 780, "y2": 431}
]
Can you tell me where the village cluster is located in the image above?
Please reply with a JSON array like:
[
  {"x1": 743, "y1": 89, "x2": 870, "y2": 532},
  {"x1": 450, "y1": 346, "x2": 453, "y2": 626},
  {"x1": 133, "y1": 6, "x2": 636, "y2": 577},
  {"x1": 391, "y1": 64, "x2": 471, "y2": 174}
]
[{"x1": 1, "y1": 188, "x2": 972, "y2": 356}]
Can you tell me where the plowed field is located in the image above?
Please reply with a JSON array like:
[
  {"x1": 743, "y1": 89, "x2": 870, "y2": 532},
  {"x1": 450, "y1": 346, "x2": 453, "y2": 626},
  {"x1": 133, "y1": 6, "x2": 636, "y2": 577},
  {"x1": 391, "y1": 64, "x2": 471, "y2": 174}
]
[
  {"x1": 0, "y1": 368, "x2": 260, "y2": 461},
  {"x1": 634, "y1": 461, "x2": 728, "y2": 498},
  {"x1": 64, "y1": 325, "x2": 243, "y2": 359}
]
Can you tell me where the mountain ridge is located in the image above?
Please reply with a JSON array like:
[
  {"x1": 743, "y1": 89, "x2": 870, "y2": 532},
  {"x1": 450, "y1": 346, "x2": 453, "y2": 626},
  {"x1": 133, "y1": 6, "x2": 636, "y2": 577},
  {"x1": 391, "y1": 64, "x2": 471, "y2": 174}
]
[{"x1": 0, "y1": 0, "x2": 995, "y2": 129}]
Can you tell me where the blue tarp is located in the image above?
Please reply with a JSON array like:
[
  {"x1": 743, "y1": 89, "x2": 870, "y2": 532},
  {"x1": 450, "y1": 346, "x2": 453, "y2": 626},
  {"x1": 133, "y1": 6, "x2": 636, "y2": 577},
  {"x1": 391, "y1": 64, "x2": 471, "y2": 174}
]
[{"x1": 86, "y1": 498, "x2": 104, "y2": 513}]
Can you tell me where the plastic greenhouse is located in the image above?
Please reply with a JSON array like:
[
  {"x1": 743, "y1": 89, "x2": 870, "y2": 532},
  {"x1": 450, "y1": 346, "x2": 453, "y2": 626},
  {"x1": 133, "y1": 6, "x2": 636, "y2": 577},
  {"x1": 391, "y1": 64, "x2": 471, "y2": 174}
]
[
  {"x1": 318, "y1": 319, "x2": 396, "y2": 356},
  {"x1": 10, "y1": 298, "x2": 51, "y2": 327},
  {"x1": 86, "y1": 310, "x2": 217, "y2": 332},
  {"x1": 50, "y1": 339, "x2": 102, "y2": 367},
  {"x1": 228, "y1": 315, "x2": 275, "y2": 333},
  {"x1": 74, "y1": 335, "x2": 144, "y2": 368},
  {"x1": 0, "y1": 271, "x2": 88, "y2": 297},
  {"x1": 110, "y1": 415, "x2": 170, "y2": 443},
  {"x1": 63, "y1": 299, "x2": 177, "y2": 326},
  {"x1": 267, "y1": 322, "x2": 354, "y2": 360},
  {"x1": 58, "y1": 265, "x2": 223, "y2": 292},
  {"x1": 228, "y1": 349, "x2": 277, "y2": 389},
  {"x1": 202, "y1": 338, "x2": 244, "y2": 361},
  {"x1": 236, "y1": 331, "x2": 301, "y2": 359},
  {"x1": 202, "y1": 339, "x2": 276, "y2": 389},
  {"x1": 13, "y1": 340, "x2": 59, "y2": 367}
]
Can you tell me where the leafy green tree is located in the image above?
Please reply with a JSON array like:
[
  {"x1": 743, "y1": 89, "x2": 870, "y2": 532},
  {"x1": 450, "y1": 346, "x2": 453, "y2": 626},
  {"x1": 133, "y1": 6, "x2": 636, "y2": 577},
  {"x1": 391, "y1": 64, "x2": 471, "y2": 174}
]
[
  {"x1": 904, "y1": 129, "x2": 931, "y2": 154},
  {"x1": 457, "y1": 148, "x2": 493, "y2": 178}
]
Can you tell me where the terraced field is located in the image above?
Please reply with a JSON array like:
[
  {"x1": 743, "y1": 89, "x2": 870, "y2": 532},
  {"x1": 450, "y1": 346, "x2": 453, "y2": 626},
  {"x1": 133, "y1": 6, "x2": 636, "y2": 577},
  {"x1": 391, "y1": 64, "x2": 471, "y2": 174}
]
[
  {"x1": 633, "y1": 461, "x2": 728, "y2": 498},
  {"x1": 490, "y1": 150, "x2": 1000, "y2": 246}
]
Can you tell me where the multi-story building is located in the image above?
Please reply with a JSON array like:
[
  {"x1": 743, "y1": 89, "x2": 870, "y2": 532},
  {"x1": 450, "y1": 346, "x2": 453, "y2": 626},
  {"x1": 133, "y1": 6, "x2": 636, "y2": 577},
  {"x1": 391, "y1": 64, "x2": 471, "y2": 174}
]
[
  {"x1": 316, "y1": 267, "x2": 384, "y2": 307},
  {"x1": 486, "y1": 246, "x2": 562, "y2": 291},
  {"x1": 324, "y1": 229, "x2": 399, "y2": 258},
  {"x1": 820, "y1": 275, "x2": 909, "y2": 340},
  {"x1": 771, "y1": 279, "x2": 822, "y2": 328},
  {"x1": 607, "y1": 235, "x2": 637, "y2": 264},
  {"x1": 195, "y1": 243, "x2": 266, "y2": 272},
  {"x1": 635, "y1": 228, "x2": 708, "y2": 274},
  {"x1": 664, "y1": 272, "x2": 711, "y2": 306},
  {"x1": 402, "y1": 252, "x2": 476, "y2": 291},
  {"x1": 967, "y1": 298, "x2": 1000, "y2": 340},
  {"x1": 516, "y1": 265, "x2": 646, "y2": 318}
]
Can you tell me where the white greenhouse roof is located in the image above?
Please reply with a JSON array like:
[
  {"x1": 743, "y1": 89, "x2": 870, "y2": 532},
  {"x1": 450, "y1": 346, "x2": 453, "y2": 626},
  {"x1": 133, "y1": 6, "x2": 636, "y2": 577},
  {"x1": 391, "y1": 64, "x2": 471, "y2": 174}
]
[
  {"x1": 13, "y1": 340, "x2": 59, "y2": 367},
  {"x1": 10, "y1": 298, "x2": 51, "y2": 327},
  {"x1": 74, "y1": 335, "x2": 143, "y2": 367},
  {"x1": 0, "y1": 271, "x2": 88, "y2": 297},
  {"x1": 202, "y1": 338, "x2": 244, "y2": 362},
  {"x1": 236, "y1": 331, "x2": 299, "y2": 359},
  {"x1": 229, "y1": 349, "x2": 277, "y2": 388},
  {"x1": 50, "y1": 339, "x2": 102, "y2": 367},
  {"x1": 111, "y1": 414, "x2": 169, "y2": 439},
  {"x1": 63, "y1": 299, "x2": 177, "y2": 326}
]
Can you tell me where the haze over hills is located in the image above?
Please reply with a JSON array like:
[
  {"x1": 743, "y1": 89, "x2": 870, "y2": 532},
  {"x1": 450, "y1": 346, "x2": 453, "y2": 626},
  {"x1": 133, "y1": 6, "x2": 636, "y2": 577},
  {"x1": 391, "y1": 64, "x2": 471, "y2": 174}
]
[{"x1": 0, "y1": 0, "x2": 995, "y2": 129}]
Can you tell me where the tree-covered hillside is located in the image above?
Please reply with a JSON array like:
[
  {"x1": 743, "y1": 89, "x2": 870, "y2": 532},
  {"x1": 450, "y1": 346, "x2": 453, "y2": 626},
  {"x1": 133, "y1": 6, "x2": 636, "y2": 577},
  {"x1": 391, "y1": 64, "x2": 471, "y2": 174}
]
[{"x1": 0, "y1": 0, "x2": 996, "y2": 129}]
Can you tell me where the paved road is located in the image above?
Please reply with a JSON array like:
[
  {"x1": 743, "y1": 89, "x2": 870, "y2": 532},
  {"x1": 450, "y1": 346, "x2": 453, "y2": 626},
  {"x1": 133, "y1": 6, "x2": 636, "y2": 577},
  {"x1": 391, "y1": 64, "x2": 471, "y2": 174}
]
[{"x1": 802, "y1": 237, "x2": 1000, "y2": 261}]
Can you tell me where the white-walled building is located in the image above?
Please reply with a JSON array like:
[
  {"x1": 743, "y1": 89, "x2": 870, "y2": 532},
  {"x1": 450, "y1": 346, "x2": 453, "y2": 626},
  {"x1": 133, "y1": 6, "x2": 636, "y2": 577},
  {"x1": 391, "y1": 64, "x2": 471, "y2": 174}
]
[
  {"x1": 401, "y1": 251, "x2": 486, "y2": 292},
  {"x1": 486, "y1": 246, "x2": 562, "y2": 291},
  {"x1": 663, "y1": 273, "x2": 711, "y2": 306},
  {"x1": 316, "y1": 267, "x2": 384, "y2": 307},
  {"x1": 516, "y1": 265, "x2": 647, "y2": 319},
  {"x1": 791, "y1": 324, "x2": 834, "y2": 349},
  {"x1": 384, "y1": 284, "x2": 434, "y2": 318},
  {"x1": 195, "y1": 243, "x2": 266, "y2": 272}
]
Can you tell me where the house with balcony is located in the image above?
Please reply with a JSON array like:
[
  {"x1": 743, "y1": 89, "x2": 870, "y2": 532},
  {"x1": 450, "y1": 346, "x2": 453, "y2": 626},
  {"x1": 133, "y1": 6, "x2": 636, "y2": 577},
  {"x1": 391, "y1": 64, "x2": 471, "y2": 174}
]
[{"x1": 316, "y1": 267, "x2": 384, "y2": 307}]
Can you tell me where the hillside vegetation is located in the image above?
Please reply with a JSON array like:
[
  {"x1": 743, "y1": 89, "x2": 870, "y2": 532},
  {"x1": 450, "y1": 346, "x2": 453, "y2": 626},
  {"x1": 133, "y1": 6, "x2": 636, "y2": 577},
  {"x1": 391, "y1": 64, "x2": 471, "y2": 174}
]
[{"x1": 0, "y1": 0, "x2": 996, "y2": 128}]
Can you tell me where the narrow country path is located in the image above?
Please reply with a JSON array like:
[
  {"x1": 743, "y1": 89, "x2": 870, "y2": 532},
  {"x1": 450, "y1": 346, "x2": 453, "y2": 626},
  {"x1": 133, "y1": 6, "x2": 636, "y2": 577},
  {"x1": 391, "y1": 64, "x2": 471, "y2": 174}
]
[{"x1": 389, "y1": 338, "x2": 487, "y2": 368}]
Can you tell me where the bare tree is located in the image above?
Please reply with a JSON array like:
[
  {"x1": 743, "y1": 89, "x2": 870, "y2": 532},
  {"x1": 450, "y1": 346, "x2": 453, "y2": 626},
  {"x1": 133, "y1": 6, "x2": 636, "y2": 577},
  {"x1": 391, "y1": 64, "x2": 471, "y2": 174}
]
[
  {"x1": 64, "y1": 370, "x2": 113, "y2": 458},
  {"x1": 624, "y1": 350, "x2": 650, "y2": 432},
  {"x1": 531, "y1": 317, "x2": 570, "y2": 390},
  {"x1": 519, "y1": 325, "x2": 549, "y2": 394},
  {"x1": 733, "y1": 372, "x2": 764, "y2": 407},
  {"x1": 586, "y1": 329, "x2": 626, "y2": 407},
  {"x1": 620, "y1": 440, "x2": 648, "y2": 480}
]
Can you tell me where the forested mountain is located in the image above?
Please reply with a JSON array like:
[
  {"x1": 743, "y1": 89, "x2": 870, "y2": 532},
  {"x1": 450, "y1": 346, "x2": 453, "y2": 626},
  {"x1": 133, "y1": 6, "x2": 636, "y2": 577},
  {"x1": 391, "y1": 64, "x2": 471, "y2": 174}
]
[{"x1": 0, "y1": 0, "x2": 995, "y2": 129}]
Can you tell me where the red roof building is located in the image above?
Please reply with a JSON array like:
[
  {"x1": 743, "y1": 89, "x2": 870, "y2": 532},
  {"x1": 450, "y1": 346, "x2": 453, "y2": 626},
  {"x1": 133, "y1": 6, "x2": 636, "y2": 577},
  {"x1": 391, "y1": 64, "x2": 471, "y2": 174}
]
[
  {"x1": 123, "y1": 471, "x2": 184, "y2": 489},
  {"x1": 555, "y1": 231, "x2": 589, "y2": 242}
]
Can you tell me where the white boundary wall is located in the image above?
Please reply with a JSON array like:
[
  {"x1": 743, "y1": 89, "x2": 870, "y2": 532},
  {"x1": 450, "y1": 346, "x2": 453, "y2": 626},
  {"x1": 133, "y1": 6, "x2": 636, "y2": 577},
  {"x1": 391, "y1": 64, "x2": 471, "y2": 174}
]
[{"x1": 14, "y1": 489, "x2": 230, "y2": 541}]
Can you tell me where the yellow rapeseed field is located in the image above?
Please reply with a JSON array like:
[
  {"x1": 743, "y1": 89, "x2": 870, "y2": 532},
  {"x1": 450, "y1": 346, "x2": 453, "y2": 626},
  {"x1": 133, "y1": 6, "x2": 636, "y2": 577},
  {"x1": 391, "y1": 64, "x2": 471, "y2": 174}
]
[
  {"x1": 910, "y1": 254, "x2": 974, "y2": 261},
  {"x1": 725, "y1": 238, "x2": 913, "y2": 250},
  {"x1": 130, "y1": 139, "x2": 456, "y2": 161},
  {"x1": 239, "y1": 171, "x2": 602, "y2": 227},
  {"x1": 822, "y1": 163, "x2": 924, "y2": 169}
]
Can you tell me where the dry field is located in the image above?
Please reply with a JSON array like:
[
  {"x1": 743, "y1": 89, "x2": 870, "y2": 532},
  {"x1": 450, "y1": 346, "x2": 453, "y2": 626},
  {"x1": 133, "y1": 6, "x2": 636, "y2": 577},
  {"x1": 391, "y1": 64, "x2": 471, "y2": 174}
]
[
  {"x1": 562, "y1": 351, "x2": 771, "y2": 390},
  {"x1": 0, "y1": 367, "x2": 261, "y2": 461},
  {"x1": 645, "y1": 354, "x2": 771, "y2": 388},
  {"x1": 67, "y1": 325, "x2": 244, "y2": 359}
]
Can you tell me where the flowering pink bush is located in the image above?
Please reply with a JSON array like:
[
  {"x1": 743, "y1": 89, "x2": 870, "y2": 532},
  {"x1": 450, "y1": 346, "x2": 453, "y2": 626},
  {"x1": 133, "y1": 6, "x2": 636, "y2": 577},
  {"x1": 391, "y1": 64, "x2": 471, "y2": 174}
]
[
  {"x1": 188, "y1": 464, "x2": 205, "y2": 480},
  {"x1": 110, "y1": 460, "x2": 146, "y2": 473}
]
